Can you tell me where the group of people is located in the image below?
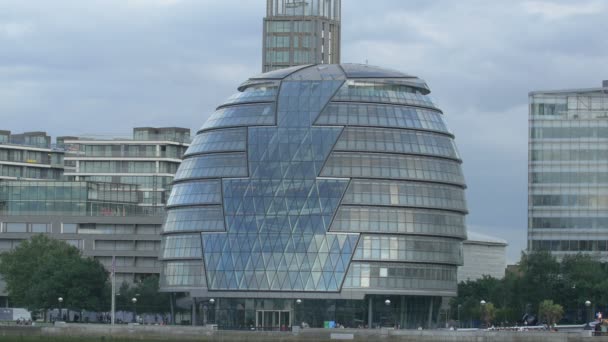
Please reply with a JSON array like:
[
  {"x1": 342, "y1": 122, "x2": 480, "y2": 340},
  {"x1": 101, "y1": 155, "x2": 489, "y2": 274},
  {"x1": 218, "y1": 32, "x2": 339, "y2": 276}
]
[{"x1": 15, "y1": 318, "x2": 32, "y2": 325}]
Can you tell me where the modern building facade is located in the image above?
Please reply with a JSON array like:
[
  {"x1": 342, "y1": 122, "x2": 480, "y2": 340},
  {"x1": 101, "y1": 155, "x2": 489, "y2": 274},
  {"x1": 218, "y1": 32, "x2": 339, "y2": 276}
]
[
  {"x1": 529, "y1": 81, "x2": 608, "y2": 259},
  {"x1": 458, "y1": 231, "x2": 507, "y2": 283},
  {"x1": 159, "y1": 64, "x2": 467, "y2": 329},
  {"x1": 262, "y1": 0, "x2": 341, "y2": 72},
  {"x1": 0, "y1": 131, "x2": 64, "y2": 181},
  {"x1": 0, "y1": 127, "x2": 190, "y2": 305},
  {"x1": 62, "y1": 127, "x2": 190, "y2": 213}
]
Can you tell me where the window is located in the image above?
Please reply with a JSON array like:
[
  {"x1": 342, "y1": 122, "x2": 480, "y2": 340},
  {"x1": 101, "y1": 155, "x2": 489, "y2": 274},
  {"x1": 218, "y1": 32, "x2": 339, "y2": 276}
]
[{"x1": 62, "y1": 223, "x2": 77, "y2": 233}]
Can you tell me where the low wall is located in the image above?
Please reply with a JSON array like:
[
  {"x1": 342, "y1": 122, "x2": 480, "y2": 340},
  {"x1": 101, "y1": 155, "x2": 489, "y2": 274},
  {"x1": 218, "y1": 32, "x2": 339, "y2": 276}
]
[{"x1": 0, "y1": 324, "x2": 604, "y2": 341}]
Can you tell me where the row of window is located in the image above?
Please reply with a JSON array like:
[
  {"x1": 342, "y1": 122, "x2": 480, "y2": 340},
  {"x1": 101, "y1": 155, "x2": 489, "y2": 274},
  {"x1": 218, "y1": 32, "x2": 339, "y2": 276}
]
[
  {"x1": 342, "y1": 179, "x2": 467, "y2": 212},
  {"x1": 80, "y1": 175, "x2": 173, "y2": 189},
  {"x1": 0, "y1": 149, "x2": 61, "y2": 165},
  {"x1": 79, "y1": 161, "x2": 179, "y2": 174},
  {"x1": 315, "y1": 103, "x2": 448, "y2": 133},
  {"x1": 531, "y1": 240, "x2": 608, "y2": 252},
  {"x1": 0, "y1": 222, "x2": 161, "y2": 235},
  {"x1": 167, "y1": 180, "x2": 222, "y2": 207},
  {"x1": 330, "y1": 206, "x2": 466, "y2": 238},
  {"x1": 333, "y1": 81, "x2": 436, "y2": 109},
  {"x1": 2, "y1": 201, "x2": 144, "y2": 217},
  {"x1": 185, "y1": 128, "x2": 247, "y2": 156},
  {"x1": 321, "y1": 152, "x2": 465, "y2": 186},
  {"x1": 531, "y1": 217, "x2": 608, "y2": 229},
  {"x1": 200, "y1": 104, "x2": 276, "y2": 132},
  {"x1": 206, "y1": 268, "x2": 346, "y2": 292},
  {"x1": 335, "y1": 127, "x2": 459, "y2": 160},
  {"x1": 531, "y1": 127, "x2": 608, "y2": 139},
  {"x1": 0, "y1": 164, "x2": 62, "y2": 179},
  {"x1": 163, "y1": 206, "x2": 225, "y2": 233},
  {"x1": 96, "y1": 256, "x2": 161, "y2": 268},
  {"x1": 94, "y1": 240, "x2": 159, "y2": 251},
  {"x1": 531, "y1": 172, "x2": 608, "y2": 184},
  {"x1": 343, "y1": 263, "x2": 456, "y2": 290},
  {"x1": 73, "y1": 144, "x2": 187, "y2": 159},
  {"x1": 161, "y1": 234, "x2": 202, "y2": 259},
  {"x1": 174, "y1": 153, "x2": 248, "y2": 181},
  {"x1": 353, "y1": 235, "x2": 462, "y2": 264},
  {"x1": 267, "y1": 21, "x2": 315, "y2": 33},
  {"x1": 531, "y1": 149, "x2": 608, "y2": 162},
  {"x1": 223, "y1": 84, "x2": 278, "y2": 106},
  {"x1": 532, "y1": 195, "x2": 608, "y2": 208}
]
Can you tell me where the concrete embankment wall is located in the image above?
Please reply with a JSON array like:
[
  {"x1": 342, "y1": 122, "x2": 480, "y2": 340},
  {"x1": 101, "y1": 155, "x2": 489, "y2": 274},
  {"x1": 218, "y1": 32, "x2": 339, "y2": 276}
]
[{"x1": 0, "y1": 324, "x2": 605, "y2": 341}]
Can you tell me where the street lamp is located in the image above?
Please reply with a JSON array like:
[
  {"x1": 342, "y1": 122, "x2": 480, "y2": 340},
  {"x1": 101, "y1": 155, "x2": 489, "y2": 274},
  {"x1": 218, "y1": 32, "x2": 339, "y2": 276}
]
[
  {"x1": 584, "y1": 300, "x2": 592, "y2": 330},
  {"x1": 132, "y1": 297, "x2": 138, "y2": 323},
  {"x1": 385, "y1": 299, "x2": 391, "y2": 306},
  {"x1": 58, "y1": 297, "x2": 63, "y2": 322},
  {"x1": 209, "y1": 298, "x2": 215, "y2": 305},
  {"x1": 296, "y1": 299, "x2": 302, "y2": 305}
]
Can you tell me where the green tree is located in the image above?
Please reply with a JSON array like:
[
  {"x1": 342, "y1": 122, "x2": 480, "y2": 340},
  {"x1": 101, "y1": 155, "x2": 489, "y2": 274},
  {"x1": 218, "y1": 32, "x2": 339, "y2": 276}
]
[
  {"x1": 116, "y1": 275, "x2": 170, "y2": 315},
  {"x1": 539, "y1": 300, "x2": 564, "y2": 325},
  {"x1": 0, "y1": 235, "x2": 108, "y2": 315},
  {"x1": 481, "y1": 302, "x2": 496, "y2": 327}
]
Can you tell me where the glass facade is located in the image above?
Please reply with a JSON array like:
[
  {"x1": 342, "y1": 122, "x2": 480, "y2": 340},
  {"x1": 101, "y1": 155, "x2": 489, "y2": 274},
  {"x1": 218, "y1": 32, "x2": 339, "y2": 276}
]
[
  {"x1": 160, "y1": 64, "x2": 467, "y2": 329},
  {"x1": 529, "y1": 83, "x2": 608, "y2": 258}
]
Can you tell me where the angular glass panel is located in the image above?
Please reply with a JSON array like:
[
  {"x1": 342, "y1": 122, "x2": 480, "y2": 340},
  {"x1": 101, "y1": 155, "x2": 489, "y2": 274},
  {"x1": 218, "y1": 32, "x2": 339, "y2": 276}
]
[
  {"x1": 199, "y1": 103, "x2": 276, "y2": 132},
  {"x1": 163, "y1": 206, "x2": 225, "y2": 233},
  {"x1": 315, "y1": 103, "x2": 449, "y2": 133},
  {"x1": 160, "y1": 260, "x2": 206, "y2": 287},
  {"x1": 335, "y1": 127, "x2": 459, "y2": 160},
  {"x1": 330, "y1": 206, "x2": 466, "y2": 238},
  {"x1": 174, "y1": 153, "x2": 248, "y2": 181},
  {"x1": 321, "y1": 152, "x2": 465, "y2": 186},
  {"x1": 222, "y1": 83, "x2": 279, "y2": 106},
  {"x1": 343, "y1": 179, "x2": 467, "y2": 213},
  {"x1": 167, "y1": 180, "x2": 222, "y2": 207},
  {"x1": 185, "y1": 128, "x2": 247, "y2": 156},
  {"x1": 340, "y1": 64, "x2": 413, "y2": 79},
  {"x1": 161, "y1": 234, "x2": 203, "y2": 259}
]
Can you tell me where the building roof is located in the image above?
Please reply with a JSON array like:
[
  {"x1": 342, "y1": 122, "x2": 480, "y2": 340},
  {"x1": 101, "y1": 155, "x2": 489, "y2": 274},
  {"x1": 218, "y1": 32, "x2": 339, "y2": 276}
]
[{"x1": 465, "y1": 231, "x2": 508, "y2": 246}]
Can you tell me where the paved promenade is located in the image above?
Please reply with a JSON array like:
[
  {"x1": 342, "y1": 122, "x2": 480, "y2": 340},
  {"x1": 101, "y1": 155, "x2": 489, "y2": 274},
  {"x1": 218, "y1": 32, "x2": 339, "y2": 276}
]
[{"x1": 0, "y1": 324, "x2": 604, "y2": 341}]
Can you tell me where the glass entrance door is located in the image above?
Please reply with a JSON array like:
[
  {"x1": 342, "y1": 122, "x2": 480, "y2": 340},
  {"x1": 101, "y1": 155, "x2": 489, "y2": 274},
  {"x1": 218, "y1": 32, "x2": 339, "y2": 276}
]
[{"x1": 256, "y1": 310, "x2": 291, "y2": 330}]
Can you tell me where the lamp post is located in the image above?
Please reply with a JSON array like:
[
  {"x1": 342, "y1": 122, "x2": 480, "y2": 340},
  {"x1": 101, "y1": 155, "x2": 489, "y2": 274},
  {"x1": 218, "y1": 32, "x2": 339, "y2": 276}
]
[
  {"x1": 132, "y1": 297, "x2": 138, "y2": 323},
  {"x1": 295, "y1": 299, "x2": 302, "y2": 328},
  {"x1": 584, "y1": 300, "x2": 592, "y2": 330},
  {"x1": 480, "y1": 300, "x2": 486, "y2": 328},
  {"x1": 58, "y1": 297, "x2": 63, "y2": 322}
]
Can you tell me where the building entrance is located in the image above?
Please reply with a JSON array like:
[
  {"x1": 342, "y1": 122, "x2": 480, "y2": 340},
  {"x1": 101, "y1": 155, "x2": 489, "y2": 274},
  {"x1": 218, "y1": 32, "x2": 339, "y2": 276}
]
[{"x1": 256, "y1": 310, "x2": 290, "y2": 330}]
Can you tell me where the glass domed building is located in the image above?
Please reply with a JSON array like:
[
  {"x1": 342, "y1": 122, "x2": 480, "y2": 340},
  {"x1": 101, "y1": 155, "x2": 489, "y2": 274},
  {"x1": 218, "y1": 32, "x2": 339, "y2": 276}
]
[{"x1": 160, "y1": 64, "x2": 467, "y2": 329}]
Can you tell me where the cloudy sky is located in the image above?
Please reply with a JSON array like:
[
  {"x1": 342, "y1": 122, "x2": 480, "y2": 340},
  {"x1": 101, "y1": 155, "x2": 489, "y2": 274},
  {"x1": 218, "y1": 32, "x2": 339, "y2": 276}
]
[{"x1": 1, "y1": 0, "x2": 607, "y2": 261}]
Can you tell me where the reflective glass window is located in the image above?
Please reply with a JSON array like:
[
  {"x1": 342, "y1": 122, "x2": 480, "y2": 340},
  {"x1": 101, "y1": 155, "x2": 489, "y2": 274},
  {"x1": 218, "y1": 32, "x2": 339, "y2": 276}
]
[
  {"x1": 532, "y1": 217, "x2": 608, "y2": 229},
  {"x1": 335, "y1": 127, "x2": 459, "y2": 159},
  {"x1": 353, "y1": 235, "x2": 462, "y2": 265},
  {"x1": 333, "y1": 80, "x2": 437, "y2": 108},
  {"x1": 167, "y1": 180, "x2": 222, "y2": 207},
  {"x1": 343, "y1": 179, "x2": 467, "y2": 213},
  {"x1": 185, "y1": 128, "x2": 247, "y2": 156},
  {"x1": 321, "y1": 152, "x2": 465, "y2": 186},
  {"x1": 160, "y1": 261, "x2": 206, "y2": 287},
  {"x1": 223, "y1": 83, "x2": 278, "y2": 105},
  {"x1": 200, "y1": 104, "x2": 275, "y2": 131},
  {"x1": 315, "y1": 103, "x2": 448, "y2": 133},
  {"x1": 330, "y1": 206, "x2": 466, "y2": 238},
  {"x1": 163, "y1": 206, "x2": 225, "y2": 233},
  {"x1": 174, "y1": 153, "x2": 248, "y2": 181},
  {"x1": 343, "y1": 262, "x2": 457, "y2": 291},
  {"x1": 161, "y1": 234, "x2": 202, "y2": 259}
]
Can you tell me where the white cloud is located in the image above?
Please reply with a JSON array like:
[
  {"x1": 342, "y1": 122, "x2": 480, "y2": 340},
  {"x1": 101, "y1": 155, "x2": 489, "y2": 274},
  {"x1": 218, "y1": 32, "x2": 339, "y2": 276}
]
[
  {"x1": 522, "y1": 0, "x2": 605, "y2": 20},
  {"x1": 0, "y1": 21, "x2": 33, "y2": 39}
]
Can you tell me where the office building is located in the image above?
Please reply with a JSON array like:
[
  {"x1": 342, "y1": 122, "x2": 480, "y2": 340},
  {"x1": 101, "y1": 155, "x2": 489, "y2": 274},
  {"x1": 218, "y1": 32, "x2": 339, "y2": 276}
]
[
  {"x1": 458, "y1": 231, "x2": 507, "y2": 282},
  {"x1": 262, "y1": 0, "x2": 341, "y2": 72},
  {"x1": 159, "y1": 64, "x2": 467, "y2": 329},
  {"x1": 529, "y1": 81, "x2": 608, "y2": 258},
  {"x1": 0, "y1": 127, "x2": 190, "y2": 305},
  {"x1": 0, "y1": 131, "x2": 64, "y2": 181}
]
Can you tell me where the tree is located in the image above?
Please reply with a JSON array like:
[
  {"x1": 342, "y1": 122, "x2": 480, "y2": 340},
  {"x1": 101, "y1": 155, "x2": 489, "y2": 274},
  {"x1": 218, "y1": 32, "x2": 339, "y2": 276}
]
[
  {"x1": 116, "y1": 275, "x2": 170, "y2": 315},
  {"x1": 481, "y1": 302, "x2": 496, "y2": 327},
  {"x1": 0, "y1": 235, "x2": 109, "y2": 315},
  {"x1": 539, "y1": 300, "x2": 564, "y2": 326}
]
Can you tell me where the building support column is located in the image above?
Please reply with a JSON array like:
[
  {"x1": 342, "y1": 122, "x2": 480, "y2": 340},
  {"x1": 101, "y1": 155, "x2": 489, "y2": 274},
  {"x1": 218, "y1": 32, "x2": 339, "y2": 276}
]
[
  {"x1": 191, "y1": 298, "x2": 197, "y2": 326},
  {"x1": 367, "y1": 296, "x2": 373, "y2": 329},
  {"x1": 400, "y1": 296, "x2": 406, "y2": 329}
]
